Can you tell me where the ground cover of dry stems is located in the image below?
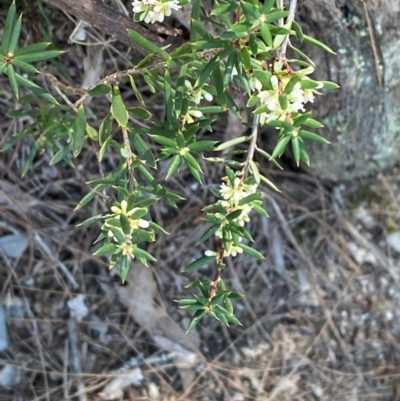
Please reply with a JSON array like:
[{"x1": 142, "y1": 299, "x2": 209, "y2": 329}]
[{"x1": 1, "y1": 2, "x2": 400, "y2": 400}]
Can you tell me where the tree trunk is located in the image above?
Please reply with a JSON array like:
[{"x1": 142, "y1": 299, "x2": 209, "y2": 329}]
[{"x1": 298, "y1": 0, "x2": 400, "y2": 181}]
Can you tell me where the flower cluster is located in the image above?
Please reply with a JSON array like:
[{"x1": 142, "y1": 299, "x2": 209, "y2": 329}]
[
  {"x1": 132, "y1": 0, "x2": 181, "y2": 24},
  {"x1": 102, "y1": 200, "x2": 150, "y2": 248},
  {"x1": 250, "y1": 67, "x2": 323, "y2": 125},
  {"x1": 209, "y1": 174, "x2": 258, "y2": 258}
]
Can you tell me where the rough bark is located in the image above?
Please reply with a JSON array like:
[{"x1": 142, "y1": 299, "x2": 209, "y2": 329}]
[
  {"x1": 41, "y1": 0, "x2": 164, "y2": 55},
  {"x1": 298, "y1": 0, "x2": 400, "y2": 181}
]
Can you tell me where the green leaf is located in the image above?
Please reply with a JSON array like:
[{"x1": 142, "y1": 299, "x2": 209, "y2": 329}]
[
  {"x1": 11, "y1": 58, "x2": 39, "y2": 73},
  {"x1": 93, "y1": 243, "x2": 116, "y2": 256},
  {"x1": 292, "y1": 20, "x2": 304, "y2": 42},
  {"x1": 132, "y1": 247, "x2": 156, "y2": 262},
  {"x1": 128, "y1": 29, "x2": 171, "y2": 61},
  {"x1": 183, "y1": 152, "x2": 202, "y2": 173},
  {"x1": 22, "y1": 139, "x2": 40, "y2": 177},
  {"x1": 291, "y1": 135, "x2": 300, "y2": 166},
  {"x1": 120, "y1": 214, "x2": 131, "y2": 235},
  {"x1": 261, "y1": 23, "x2": 272, "y2": 47},
  {"x1": 199, "y1": 224, "x2": 220, "y2": 243},
  {"x1": 127, "y1": 107, "x2": 152, "y2": 120},
  {"x1": 261, "y1": 0, "x2": 276, "y2": 13},
  {"x1": 322, "y1": 80, "x2": 340, "y2": 89},
  {"x1": 166, "y1": 154, "x2": 182, "y2": 179},
  {"x1": 72, "y1": 104, "x2": 86, "y2": 157},
  {"x1": 2, "y1": 1, "x2": 16, "y2": 52},
  {"x1": 255, "y1": 147, "x2": 283, "y2": 168},
  {"x1": 302, "y1": 118, "x2": 324, "y2": 129},
  {"x1": 238, "y1": 192, "x2": 262, "y2": 206},
  {"x1": 260, "y1": 174, "x2": 281, "y2": 192},
  {"x1": 284, "y1": 75, "x2": 301, "y2": 94},
  {"x1": 253, "y1": 69, "x2": 272, "y2": 89},
  {"x1": 271, "y1": 135, "x2": 291, "y2": 159},
  {"x1": 248, "y1": 33, "x2": 258, "y2": 55},
  {"x1": 300, "y1": 79, "x2": 321, "y2": 90},
  {"x1": 15, "y1": 72, "x2": 58, "y2": 104},
  {"x1": 120, "y1": 255, "x2": 130, "y2": 283},
  {"x1": 212, "y1": 65, "x2": 227, "y2": 107},
  {"x1": 299, "y1": 130, "x2": 330, "y2": 144},
  {"x1": 98, "y1": 136, "x2": 112, "y2": 162},
  {"x1": 99, "y1": 112, "x2": 113, "y2": 145},
  {"x1": 226, "y1": 209, "x2": 243, "y2": 221},
  {"x1": 177, "y1": 298, "x2": 200, "y2": 306},
  {"x1": 8, "y1": 14, "x2": 22, "y2": 53},
  {"x1": 13, "y1": 42, "x2": 50, "y2": 56},
  {"x1": 50, "y1": 144, "x2": 72, "y2": 165},
  {"x1": 187, "y1": 140, "x2": 216, "y2": 153},
  {"x1": 249, "y1": 160, "x2": 260, "y2": 184},
  {"x1": 150, "y1": 135, "x2": 177, "y2": 148},
  {"x1": 77, "y1": 213, "x2": 106, "y2": 227},
  {"x1": 184, "y1": 255, "x2": 215, "y2": 272},
  {"x1": 266, "y1": 9, "x2": 289, "y2": 23},
  {"x1": 187, "y1": 310, "x2": 206, "y2": 332},
  {"x1": 164, "y1": 69, "x2": 173, "y2": 122},
  {"x1": 111, "y1": 86, "x2": 128, "y2": 127},
  {"x1": 223, "y1": 51, "x2": 236, "y2": 87},
  {"x1": 300, "y1": 141, "x2": 310, "y2": 165},
  {"x1": 75, "y1": 184, "x2": 107, "y2": 210},
  {"x1": 303, "y1": 34, "x2": 336, "y2": 54},
  {"x1": 132, "y1": 133, "x2": 156, "y2": 168},
  {"x1": 88, "y1": 83, "x2": 111, "y2": 97},
  {"x1": 278, "y1": 94, "x2": 288, "y2": 110},
  {"x1": 6, "y1": 64, "x2": 19, "y2": 98},
  {"x1": 130, "y1": 75, "x2": 146, "y2": 107},
  {"x1": 15, "y1": 50, "x2": 63, "y2": 63},
  {"x1": 214, "y1": 136, "x2": 251, "y2": 151},
  {"x1": 195, "y1": 53, "x2": 218, "y2": 88},
  {"x1": 239, "y1": 244, "x2": 264, "y2": 259}
]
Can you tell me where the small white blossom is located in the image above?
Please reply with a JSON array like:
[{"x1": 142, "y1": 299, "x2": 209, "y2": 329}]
[
  {"x1": 224, "y1": 245, "x2": 243, "y2": 258},
  {"x1": 184, "y1": 80, "x2": 213, "y2": 104},
  {"x1": 249, "y1": 76, "x2": 263, "y2": 92},
  {"x1": 132, "y1": 0, "x2": 181, "y2": 24},
  {"x1": 182, "y1": 108, "x2": 203, "y2": 125}
]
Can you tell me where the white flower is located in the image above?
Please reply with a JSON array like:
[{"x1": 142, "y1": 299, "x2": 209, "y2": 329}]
[
  {"x1": 132, "y1": 0, "x2": 181, "y2": 24},
  {"x1": 182, "y1": 108, "x2": 203, "y2": 125},
  {"x1": 249, "y1": 76, "x2": 263, "y2": 92},
  {"x1": 184, "y1": 80, "x2": 213, "y2": 104},
  {"x1": 224, "y1": 245, "x2": 243, "y2": 258}
]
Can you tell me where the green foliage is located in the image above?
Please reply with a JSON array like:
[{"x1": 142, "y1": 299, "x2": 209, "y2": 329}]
[{"x1": 1, "y1": 0, "x2": 338, "y2": 331}]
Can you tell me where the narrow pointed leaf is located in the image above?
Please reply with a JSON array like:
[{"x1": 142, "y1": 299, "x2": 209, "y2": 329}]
[
  {"x1": 72, "y1": 104, "x2": 86, "y2": 157},
  {"x1": 239, "y1": 244, "x2": 264, "y2": 259},
  {"x1": 187, "y1": 310, "x2": 206, "y2": 332},
  {"x1": 16, "y1": 50, "x2": 63, "y2": 63},
  {"x1": 300, "y1": 130, "x2": 330, "y2": 144},
  {"x1": 128, "y1": 29, "x2": 170, "y2": 61},
  {"x1": 291, "y1": 135, "x2": 300, "y2": 166},
  {"x1": 6, "y1": 64, "x2": 19, "y2": 98},
  {"x1": 2, "y1": 1, "x2": 16, "y2": 52},
  {"x1": 14, "y1": 42, "x2": 50, "y2": 56},
  {"x1": 166, "y1": 154, "x2": 182, "y2": 179},
  {"x1": 15, "y1": 72, "x2": 58, "y2": 103},
  {"x1": 184, "y1": 255, "x2": 215, "y2": 272},
  {"x1": 111, "y1": 86, "x2": 128, "y2": 127},
  {"x1": 8, "y1": 14, "x2": 22, "y2": 53}
]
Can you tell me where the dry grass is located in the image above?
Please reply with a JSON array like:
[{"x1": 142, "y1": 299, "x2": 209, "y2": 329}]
[{"x1": 1, "y1": 1, "x2": 400, "y2": 400}]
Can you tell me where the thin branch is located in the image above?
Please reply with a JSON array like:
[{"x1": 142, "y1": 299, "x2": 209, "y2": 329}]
[
  {"x1": 280, "y1": 0, "x2": 298, "y2": 58},
  {"x1": 243, "y1": 113, "x2": 260, "y2": 178}
]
